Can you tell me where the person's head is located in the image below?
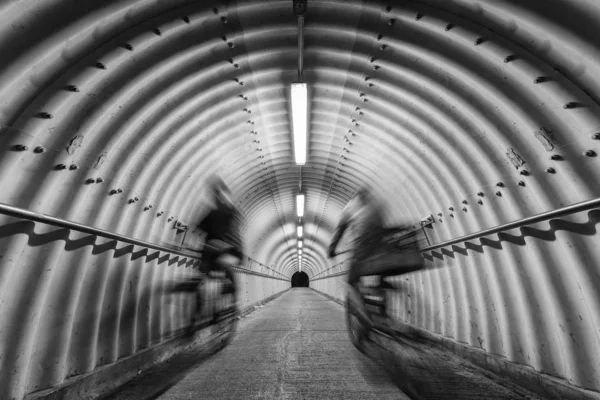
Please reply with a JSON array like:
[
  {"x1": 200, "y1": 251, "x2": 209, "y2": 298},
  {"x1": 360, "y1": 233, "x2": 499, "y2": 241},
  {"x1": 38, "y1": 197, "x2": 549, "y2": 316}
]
[
  {"x1": 209, "y1": 176, "x2": 233, "y2": 206},
  {"x1": 353, "y1": 186, "x2": 373, "y2": 206}
]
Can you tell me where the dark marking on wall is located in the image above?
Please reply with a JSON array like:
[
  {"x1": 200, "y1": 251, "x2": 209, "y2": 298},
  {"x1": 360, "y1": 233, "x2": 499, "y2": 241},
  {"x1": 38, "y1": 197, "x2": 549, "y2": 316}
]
[
  {"x1": 67, "y1": 135, "x2": 83, "y2": 155},
  {"x1": 506, "y1": 148, "x2": 526, "y2": 169},
  {"x1": 94, "y1": 153, "x2": 107, "y2": 170},
  {"x1": 534, "y1": 127, "x2": 557, "y2": 151}
]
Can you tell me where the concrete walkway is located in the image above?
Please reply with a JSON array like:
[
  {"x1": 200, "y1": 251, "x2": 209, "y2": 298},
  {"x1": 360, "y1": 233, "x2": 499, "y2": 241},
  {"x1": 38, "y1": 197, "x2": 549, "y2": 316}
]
[{"x1": 156, "y1": 288, "x2": 408, "y2": 399}]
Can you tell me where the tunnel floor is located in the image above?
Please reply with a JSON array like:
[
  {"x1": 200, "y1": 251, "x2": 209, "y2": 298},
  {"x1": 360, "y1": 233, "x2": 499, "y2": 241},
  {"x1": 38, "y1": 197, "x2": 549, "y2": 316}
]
[
  {"x1": 109, "y1": 288, "x2": 408, "y2": 399},
  {"x1": 157, "y1": 288, "x2": 406, "y2": 399}
]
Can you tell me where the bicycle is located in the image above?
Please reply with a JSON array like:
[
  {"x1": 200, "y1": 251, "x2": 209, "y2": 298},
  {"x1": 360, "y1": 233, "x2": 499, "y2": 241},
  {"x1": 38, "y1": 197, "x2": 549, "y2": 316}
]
[
  {"x1": 338, "y1": 228, "x2": 425, "y2": 353},
  {"x1": 174, "y1": 252, "x2": 239, "y2": 347}
]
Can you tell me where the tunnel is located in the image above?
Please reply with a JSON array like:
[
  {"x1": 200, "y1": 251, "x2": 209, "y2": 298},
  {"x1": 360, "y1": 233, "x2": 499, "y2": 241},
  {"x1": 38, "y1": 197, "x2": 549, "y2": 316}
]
[
  {"x1": 291, "y1": 271, "x2": 310, "y2": 287},
  {"x1": 1, "y1": 0, "x2": 600, "y2": 399}
]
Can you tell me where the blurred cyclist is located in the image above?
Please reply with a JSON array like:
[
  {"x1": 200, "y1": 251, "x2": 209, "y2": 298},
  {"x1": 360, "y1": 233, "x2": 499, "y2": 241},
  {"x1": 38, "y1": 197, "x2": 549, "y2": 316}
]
[
  {"x1": 186, "y1": 177, "x2": 243, "y2": 332},
  {"x1": 327, "y1": 187, "x2": 387, "y2": 288},
  {"x1": 328, "y1": 185, "x2": 424, "y2": 319},
  {"x1": 197, "y1": 177, "x2": 243, "y2": 272}
]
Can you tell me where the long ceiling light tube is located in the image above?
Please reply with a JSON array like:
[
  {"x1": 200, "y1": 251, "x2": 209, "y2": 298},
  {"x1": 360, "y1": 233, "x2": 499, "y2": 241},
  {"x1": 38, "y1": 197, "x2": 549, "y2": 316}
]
[
  {"x1": 291, "y1": 82, "x2": 307, "y2": 165},
  {"x1": 296, "y1": 193, "x2": 305, "y2": 217},
  {"x1": 297, "y1": 225, "x2": 303, "y2": 237}
]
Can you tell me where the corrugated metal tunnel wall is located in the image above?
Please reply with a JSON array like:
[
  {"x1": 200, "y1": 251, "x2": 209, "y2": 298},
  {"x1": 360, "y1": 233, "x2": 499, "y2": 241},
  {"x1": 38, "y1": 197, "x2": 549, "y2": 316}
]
[{"x1": 0, "y1": 0, "x2": 599, "y2": 398}]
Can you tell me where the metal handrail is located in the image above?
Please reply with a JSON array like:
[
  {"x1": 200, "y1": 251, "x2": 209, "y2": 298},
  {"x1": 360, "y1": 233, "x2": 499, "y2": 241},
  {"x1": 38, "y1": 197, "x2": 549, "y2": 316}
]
[
  {"x1": 0, "y1": 202, "x2": 288, "y2": 280},
  {"x1": 311, "y1": 259, "x2": 348, "y2": 280},
  {"x1": 312, "y1": 197, "x2": 600, "y2": 280},
  {"x1": 247, "y1": 257, "x2": 288, "y2": 279},
  {"x1": 0, "y1": 202, "x2": 207, "y2": 259},
  {"x1": 230, "y1": 265, "x2": 289, "y2": 281},
  {"x1": 311, "y1": 250, "x2": 352, "y2": 279},
  {"x1": 312, "y1": 269, "x2": 348, "y2": 281},
  {"x1": 421, "y1": 197, "x2": 600, "y2": 252}
]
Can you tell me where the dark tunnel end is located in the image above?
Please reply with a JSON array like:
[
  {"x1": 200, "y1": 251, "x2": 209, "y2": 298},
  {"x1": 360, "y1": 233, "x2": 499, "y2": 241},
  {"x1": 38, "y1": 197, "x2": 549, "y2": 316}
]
[{"x1": 291, "y1": 271, "x2": 309, "y2": 287}]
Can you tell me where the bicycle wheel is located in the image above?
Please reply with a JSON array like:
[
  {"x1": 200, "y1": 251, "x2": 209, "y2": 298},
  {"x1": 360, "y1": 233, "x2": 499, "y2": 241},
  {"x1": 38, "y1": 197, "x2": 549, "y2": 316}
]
[
  {"x1": 346, "y1": 296, "x2": 368, "y2": 354},
  {"x1": 210, "y1": 270, "x2": 238, "y2": 348}
]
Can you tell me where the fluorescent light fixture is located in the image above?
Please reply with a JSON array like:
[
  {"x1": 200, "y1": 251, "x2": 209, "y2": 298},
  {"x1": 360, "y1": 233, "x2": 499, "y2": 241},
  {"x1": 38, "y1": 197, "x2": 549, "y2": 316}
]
[
  {"x1": 298, "y1": 240, "x2": 303, "y2": 248},
  {"x1": 296, "y1": 193, "x2": 305, "y2": 217},
  {"x1": 297, "y1": 225, "x2": 303, "y2": 237},
  {"x1": 298, "y1": 250, "x2": 303, "y2": 255},
  {"x1": 291, "y1": 83, "x2": 307, "y2": 165}
]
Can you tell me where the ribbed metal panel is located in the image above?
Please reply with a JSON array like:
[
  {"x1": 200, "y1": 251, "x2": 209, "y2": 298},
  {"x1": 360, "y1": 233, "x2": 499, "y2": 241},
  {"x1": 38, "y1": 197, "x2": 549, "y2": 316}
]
[
  {"x1": 1, "y1": 0, "x2": 600, "y2": 398},
  {"x1": 314, "y1": 207, "x2": 600, "y2": 392},
  {"x1": 0, "y1": 216, "x2": 287, "y2": 398}
]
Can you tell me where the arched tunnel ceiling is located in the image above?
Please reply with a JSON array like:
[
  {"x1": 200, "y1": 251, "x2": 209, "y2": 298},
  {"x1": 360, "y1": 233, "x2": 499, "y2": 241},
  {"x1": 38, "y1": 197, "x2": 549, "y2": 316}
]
[{"x1": 1, "y1": 0, "x2": 600, "y2": 279}]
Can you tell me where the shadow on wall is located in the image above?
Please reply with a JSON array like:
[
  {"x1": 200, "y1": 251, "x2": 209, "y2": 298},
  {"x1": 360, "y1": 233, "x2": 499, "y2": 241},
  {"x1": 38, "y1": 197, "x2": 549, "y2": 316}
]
[
  {"x1": 423, "y1": 210, "x2": 600, "y2": 262},
  {"x1": 291, "y1": 271, "x2": 309, "y2": 287},
  {"x1": 0, "y1": 220, "x2": 191, "y2": 265},
  {"x1": 0, "y1": 219, "x2": 197, "y2": 397}
]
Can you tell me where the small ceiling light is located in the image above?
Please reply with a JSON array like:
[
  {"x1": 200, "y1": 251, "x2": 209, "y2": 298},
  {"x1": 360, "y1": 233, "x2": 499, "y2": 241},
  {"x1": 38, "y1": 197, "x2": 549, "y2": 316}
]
[
  {"x1": 296, "y1": 193, "x2": 305, "y2": 217},
  {"x1": 291, "y1": 82, "x2": 307, "y2": 165},
  {"x1": 298, "y1": 240, "x2": 303, "y2": 248},
  {"x1": 297, "y1": 225, "x2": 303, "y2": 237},
  {"x1": 298, "y1": 249, "x2": 303, "y2": 255}
]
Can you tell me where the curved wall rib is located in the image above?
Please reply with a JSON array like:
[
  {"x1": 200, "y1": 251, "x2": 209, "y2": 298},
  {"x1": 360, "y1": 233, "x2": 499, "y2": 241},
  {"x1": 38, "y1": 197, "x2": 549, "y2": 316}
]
[{"x1": 0, "y1": 0, "x2": 599, "y2": 398}]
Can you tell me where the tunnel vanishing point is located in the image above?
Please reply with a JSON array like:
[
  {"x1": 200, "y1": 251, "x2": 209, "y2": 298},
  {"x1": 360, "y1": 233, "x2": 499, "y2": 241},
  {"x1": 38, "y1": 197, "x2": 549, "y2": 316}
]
[{"x1": 0, "y1": 0, "x2": 600, "y2": 399}]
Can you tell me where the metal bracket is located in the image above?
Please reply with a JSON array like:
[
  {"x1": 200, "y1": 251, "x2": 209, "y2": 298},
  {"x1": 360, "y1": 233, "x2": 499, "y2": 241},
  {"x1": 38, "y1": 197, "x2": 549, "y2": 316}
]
[
  {"x1": 420, "y1": 214, "x2": 435, "y2": 226},
  {"x1": 174, "y1": 220, "x2": 188, "y2": 231},
  {"x1": 293, "y1": 0, "x2": 307, "y2": 16}
]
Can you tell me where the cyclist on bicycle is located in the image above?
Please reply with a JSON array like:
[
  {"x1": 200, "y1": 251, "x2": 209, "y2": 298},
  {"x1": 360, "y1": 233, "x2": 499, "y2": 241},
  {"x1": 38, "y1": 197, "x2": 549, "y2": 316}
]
[
  {"x1": 197, "y1": 177, "x2": 243, "y2": 272},
  {"x1": 188, "y1": 177, "x2": 243, "y2": 332},
  {"x1": 327, "y1": 186, "x2": 387, "y2": 287},
  {"x1": 328, "y1": 186, "x2": 424, "y2": 335}
]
